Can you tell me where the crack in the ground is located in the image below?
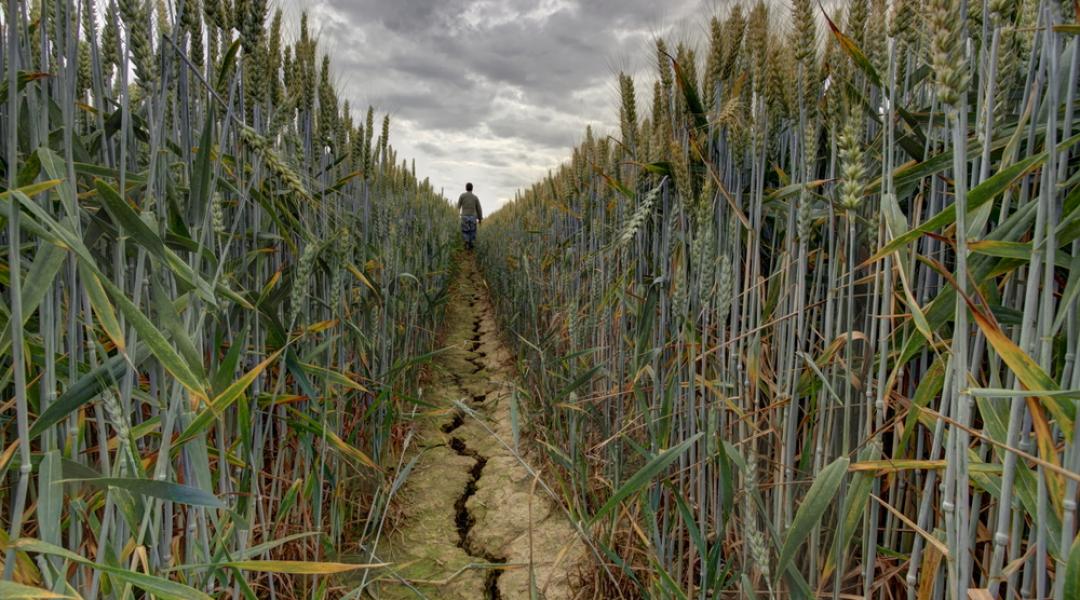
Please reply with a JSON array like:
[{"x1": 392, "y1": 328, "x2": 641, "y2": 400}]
[
  {"x1": 448, "y1": 436, "x2": 505, "y2": 599},
  {"x1": 466, "y1": 355, "x2": 485, "y2": 375},
  {"x1": 383, "y1": 258, "x2": 583, "y2": 599},
  {"x1": 441, "y1": 412, "x2": 465, "y2": 434}
]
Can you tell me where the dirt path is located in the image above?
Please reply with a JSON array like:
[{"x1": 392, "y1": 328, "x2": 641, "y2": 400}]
[{"x1": 372, "y1": 256, "x2": 585, "y2": 599}]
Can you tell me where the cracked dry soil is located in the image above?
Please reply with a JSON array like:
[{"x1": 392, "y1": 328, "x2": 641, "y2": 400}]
[{"x1": 372, "y1": 256, "x2": 585, "y2": 599}]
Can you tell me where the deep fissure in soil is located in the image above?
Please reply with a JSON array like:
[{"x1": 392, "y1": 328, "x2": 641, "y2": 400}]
[
  {"x1": 380, "y1": 259, "x2": 582, "y2": 598},
  {"x1": 441, "y1": 412, "x2": 465, "y2": 434},
  {"x1": 466, "y1": 356, "x2": 485, "y2": 374},
  {"x1": 448, "y1": 436, "x2": 506, "y2": 599}
]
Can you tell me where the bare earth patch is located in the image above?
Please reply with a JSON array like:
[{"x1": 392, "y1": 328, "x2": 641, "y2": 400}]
[{"x1": 370, "y1": 256, "x2": 586, "y2": 599}]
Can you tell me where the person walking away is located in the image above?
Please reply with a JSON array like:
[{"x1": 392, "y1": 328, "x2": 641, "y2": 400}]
[{"x1": 457, "y1": 183, "x2": 483, "y2": 250}]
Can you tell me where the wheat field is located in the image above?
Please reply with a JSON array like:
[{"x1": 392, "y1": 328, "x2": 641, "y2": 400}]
[
  {"x1": 479, "y1": 0, "x2": 1080, "y2": 597},
  {"x1": 1, "y1": 0, "x2": 456, "y2": 598}
]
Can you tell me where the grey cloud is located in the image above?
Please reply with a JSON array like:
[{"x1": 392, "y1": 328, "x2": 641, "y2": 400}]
[
  {"x1": 485, "y1": 112, "x2": 581, "y2": 149},
  {"x1": 318, "y1": 0, "x2": 683, "y2": 117},
  {"x1": 309, "y1": 0, "x2": 704, "y2": 209},
  {"x1": 415, "y1": 142, "x2": 449, "y2": 157}
]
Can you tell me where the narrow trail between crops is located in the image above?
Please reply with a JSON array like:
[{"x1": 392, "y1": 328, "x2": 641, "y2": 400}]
[{"x1": 373, "y1": 255, "x2": 585, "y2": 599}]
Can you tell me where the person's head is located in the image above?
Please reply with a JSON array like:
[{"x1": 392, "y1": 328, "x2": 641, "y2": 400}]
[{"x1": 466, "y1": 182, "x2": 473, "y2": 192}]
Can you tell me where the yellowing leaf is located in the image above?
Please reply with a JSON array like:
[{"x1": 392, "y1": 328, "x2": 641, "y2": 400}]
[
  {"x1": 0, "y1": 581, "x2": 75, "y2": 599},
  {"x1": 218, "y1": 560, "x2": 387, "y2": 574},
  {"x1": 970, "y1": 306, "x2": 1075, "y2": 433},
  {"x1": 850, "y1": 459, "x2": 1001, "y2": 474},
  {"x1": 301, "y1": 362, "x2": 370, "y2": 393},
  {"x1": 12, "y1": 539, "x2": 212, "y2": 600},
  {"x1": 174, "y1": 349, "x2": 283, "y2": 448},
  {"x1": 305, "y1": 319, "x2": 338, "y2": 334}
]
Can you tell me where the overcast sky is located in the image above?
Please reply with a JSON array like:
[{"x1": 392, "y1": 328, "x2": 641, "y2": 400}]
[{"x1": 297, "y1": 0, "x2": 717, "y2": 213}]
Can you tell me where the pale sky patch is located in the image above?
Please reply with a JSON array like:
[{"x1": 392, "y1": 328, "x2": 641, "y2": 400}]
[{"x1": 292, "y1": 0, "x2": 741, "y2": 212}]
